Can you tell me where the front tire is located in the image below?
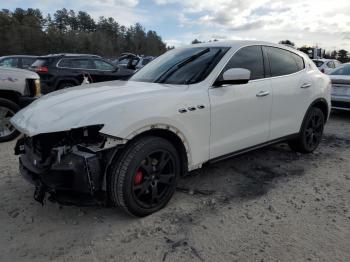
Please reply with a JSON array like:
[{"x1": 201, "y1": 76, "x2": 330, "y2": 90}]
[
  {"x1": 108, "y1": 136, "x2": 180, "y2": 217},
  {"x1": 288, "y1": 107, "x2": 325, "y2": 153},
  {"x1": 0, "y1": 98, "x2": 20, "y2": 143}
]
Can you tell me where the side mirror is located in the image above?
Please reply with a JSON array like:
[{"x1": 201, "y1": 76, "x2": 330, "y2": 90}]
[{"x1": 214, "y1": 68, "x2": 251, "y2": 87}]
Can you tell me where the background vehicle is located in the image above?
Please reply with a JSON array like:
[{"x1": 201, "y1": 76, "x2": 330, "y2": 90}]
[
  {"x1": 12, "y1": 41, "x2": 331, "y2": 216},
  {"x1": 312, "y1": 59, "x2": 341, "y2": 74},
  {"x1": 113, "y1": 53, "x2": 155, "y2": 70},
  {"x1": 329, "y1": 63, "x2": 350, "y2": 110},
  {"x1": 0, "y1": 67, "x2": 40, "y2": 142},
  {"x1": 0, "y1": 55, "x2": 38, "y2": 69},
  {"x1": 30, "y1": 54, "x2": 133, "y2": 94}
]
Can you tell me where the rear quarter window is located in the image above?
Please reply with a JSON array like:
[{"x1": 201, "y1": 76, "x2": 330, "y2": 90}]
[
  {"x1": 22, "y1": 58, "x2": 36, "y2": 68},
  {"x1": 266, "y1": 47, "x2": 304, "y2": 77},
  {"x1": 32, "y1": 59, "x2": 49, "y2": 67}
]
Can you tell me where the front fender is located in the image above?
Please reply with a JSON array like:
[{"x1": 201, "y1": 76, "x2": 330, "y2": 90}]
[{"x1": 100, "y1": 117, "x2": 199, "y2": 169}]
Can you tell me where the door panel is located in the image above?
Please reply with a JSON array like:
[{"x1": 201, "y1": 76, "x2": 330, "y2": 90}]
[
  {"x1": 263, "y1": 46, "x2": 311, "y2": 139},
  {"x1": 209, "y1": 45, "x2": 272, "y2": 159},
  {"x1": 209, "y1": 79, "x2": 272, "y2": 159}
]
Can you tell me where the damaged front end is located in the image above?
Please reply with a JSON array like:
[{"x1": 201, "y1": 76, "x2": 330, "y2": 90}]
[{"x1": 15, "y1": 125, "x2": 125, "y2": 206}]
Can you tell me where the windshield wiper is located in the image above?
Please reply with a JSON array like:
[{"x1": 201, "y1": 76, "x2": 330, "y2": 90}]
[
  {"x1": 155, "y1": 48, "x2": 210, "y2": 83},
  {"x1": 186, "y1": 49, "x2": 223, "y2": 84}
]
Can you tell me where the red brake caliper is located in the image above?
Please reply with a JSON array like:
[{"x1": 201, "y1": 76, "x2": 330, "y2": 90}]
[{"x1": 134, "y1": 170, "x2": 143, "y2": 185}]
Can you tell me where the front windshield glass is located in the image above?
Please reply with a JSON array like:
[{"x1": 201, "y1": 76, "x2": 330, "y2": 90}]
[{"x1": 130, "y1": 47, "x2": 229, "y2": 85}]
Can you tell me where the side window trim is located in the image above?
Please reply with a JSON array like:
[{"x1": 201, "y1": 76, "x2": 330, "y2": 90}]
[{"x1": 262, "y1": 46, "x2": 272, "y2": 78}]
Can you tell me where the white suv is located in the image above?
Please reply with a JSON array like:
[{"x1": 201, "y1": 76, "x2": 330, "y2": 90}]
[
  {"x1": 312, "y1": 59, "x2": 341, "y2": 74},
  {"x1": 12, "y1": 41, "x2": 331, "y2": 216}
]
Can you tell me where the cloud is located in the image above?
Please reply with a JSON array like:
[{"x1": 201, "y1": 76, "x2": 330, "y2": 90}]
[
  {"x1": 153, "y1": 0, "x2": 350, "y2": 50},
  {"x1": 90, "y1": 0, "x2": 139, "y2": 8}
]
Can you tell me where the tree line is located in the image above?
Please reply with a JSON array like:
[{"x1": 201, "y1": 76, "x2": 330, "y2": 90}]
[
  {"x1": 0, "y1": 8, "x2": 168, "y2": 58},
  {"x1": 279, "y1": 40, "x2": 349, "y2": 63}
]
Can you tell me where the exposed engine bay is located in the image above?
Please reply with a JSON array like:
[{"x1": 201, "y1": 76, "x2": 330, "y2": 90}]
[{"x1": 15, "y1": 125, "x2": 124, "y2": 205}]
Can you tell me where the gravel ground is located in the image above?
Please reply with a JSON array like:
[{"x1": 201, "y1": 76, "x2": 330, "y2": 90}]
[{"x1": 0, "y1": 111, "x2": 349, "y2": 262}]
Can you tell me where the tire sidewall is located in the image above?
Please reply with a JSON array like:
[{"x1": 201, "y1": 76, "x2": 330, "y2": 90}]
[
  {"x1": 301, "y1": 107, "x2": 324, "y2": 152},
  {"x1": 0, "y1": 98, "x2": 20, "y2": 142},
  {"x1": 111, "y1": 137, "x2": 180, "y2": 216}
]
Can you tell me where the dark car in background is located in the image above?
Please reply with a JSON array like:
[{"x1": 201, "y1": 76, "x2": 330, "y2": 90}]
[
  {"x1": 30, "y1": 54, "x2": 134, "y2": 94},
  {"x1": 0, "y1": 55, "x2": 38, "y2": 69},
  {"x1": 112, "y1": 53, "x2": 155, "y2": 70}
]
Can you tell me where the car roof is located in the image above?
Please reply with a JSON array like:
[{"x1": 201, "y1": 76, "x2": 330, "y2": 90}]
[
  {"x1": 37, "y1": 54, "x2": 101, "y2": 59},
  {"x1": 0, "y1": 55, "x2": 38, "y2": 59},
  {"x1": 180, "y1": 40, "x2": 308, "y2": 58}
]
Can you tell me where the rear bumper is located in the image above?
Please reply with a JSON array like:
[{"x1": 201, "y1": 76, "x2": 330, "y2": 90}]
[{"x1": 331, "y1": 95, "x2": 350, "y2": 111}]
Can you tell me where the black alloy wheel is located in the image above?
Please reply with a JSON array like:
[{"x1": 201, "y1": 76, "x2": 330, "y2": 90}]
[
  {"x1": 109, "y1": 136, "x2": 180, "y2": 217},
  {"x1": 303, "y1": 109, "x2": 324, "y2": 151},
  {"x1": 132, "y1": 150, "x2": 176, "y2": 209},
  {"x1": 288, "y1": 107, "x2": 325, "y2": 153}
]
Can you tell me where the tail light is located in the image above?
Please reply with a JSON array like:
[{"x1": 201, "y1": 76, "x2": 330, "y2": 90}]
[{"x1": 35, "y1": 66, "x2": 49, "y2": 73}]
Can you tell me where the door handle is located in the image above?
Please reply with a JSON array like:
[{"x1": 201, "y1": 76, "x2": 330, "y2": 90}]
[
  {"x1": 301, "y1": 83, "x2": 312, "y2": 89},
  {"x1": 256, "y1": 90, "x2": 270, "y2": 97}
]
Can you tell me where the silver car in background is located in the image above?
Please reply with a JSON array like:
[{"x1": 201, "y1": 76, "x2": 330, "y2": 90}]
[{"x1": 329, "y1": 63, "x2": 350, "y2": 111}]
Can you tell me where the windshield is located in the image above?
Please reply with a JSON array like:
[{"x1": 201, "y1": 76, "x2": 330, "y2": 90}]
[
  {"x1": 130, "y1": 47, "x2": 229, "y2": 85},
  {"x1": 330, "y1": 65, "x2": 350, "y2": 75}
]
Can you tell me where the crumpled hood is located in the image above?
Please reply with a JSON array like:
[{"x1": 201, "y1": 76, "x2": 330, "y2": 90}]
[{"x1": 11, "y1": 80, "x2": 186, "y2": 136}]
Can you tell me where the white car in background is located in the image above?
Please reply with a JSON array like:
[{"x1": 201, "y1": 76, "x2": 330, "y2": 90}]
[
  {"x1": 12, "y1": 41, "x2": 331, "y2": 216},
  {"x1": 0, "y1": 68, "x2": 40, "y2": 142},
  {"x1": 312, "y1": 59, "x2": 342, "y2": 74},
  {"x1": 329, "y1": 63, "x2": 350, "y2": 110}
]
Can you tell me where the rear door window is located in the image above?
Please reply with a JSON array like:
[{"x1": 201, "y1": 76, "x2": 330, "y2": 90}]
[
  {"x1": 58, "y1": 59, "x2": 94, "y2": 69},
  {"x1": 22, "y1": 58, "x2": 36, "y2": 69},
  {"x1": 71, "y1": 59, "x2": 93, "y2": 69},
  {"x1": 265, "y1": 47, "x2": 303, "y2": 77}
]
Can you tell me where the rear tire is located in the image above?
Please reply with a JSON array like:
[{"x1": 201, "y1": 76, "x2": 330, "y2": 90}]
[
  {"x1": 108, "y1": 136, "x2": 180, "y2": 217},
  {"x1": 288, "y1": 107, "x2": 325, "y2": 153},
  {"x1": 0, "y1": 98, "x2": 20, "y2": 143}
]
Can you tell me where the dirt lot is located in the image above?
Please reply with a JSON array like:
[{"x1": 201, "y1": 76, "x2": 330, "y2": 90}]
[{"x1": 0, "y1": 111, "x2": 349, "y2": 262}]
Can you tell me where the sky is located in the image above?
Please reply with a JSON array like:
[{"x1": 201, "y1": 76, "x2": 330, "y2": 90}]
[{"x1": 2, "y1": 0, "x2": 350, "y2": 51}]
